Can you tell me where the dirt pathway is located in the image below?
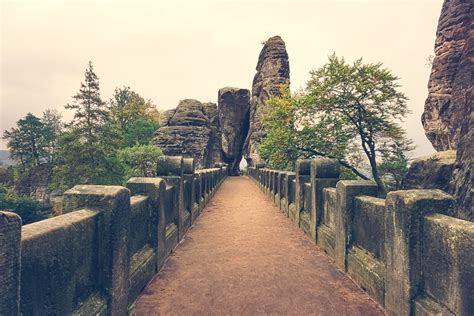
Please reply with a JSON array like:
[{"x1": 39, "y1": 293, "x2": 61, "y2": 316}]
[{"x1": 134, "y1": 177, "x2": 384, "y2": 315}]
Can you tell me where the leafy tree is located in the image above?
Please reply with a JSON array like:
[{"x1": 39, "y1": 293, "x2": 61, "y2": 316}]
[
  {"x1": 378, "y1": 136, "x2": 415, "y2": 191},
  {"x1": 118, "y1": 144, "x2": 163, "y2": 177},
  {"x1": 0, "y1": 184, "x2": 49, "y2": 224},
  {"x1": 123, "y1": 118, "x2": 160, "y2": 147},
  {"x1": 305, "y1": 54, "x2": 409, "y2": 194},
  {"x1": 3, "y1": 113, "x2": 46, "y2": 168},
  {"x1": 260, "y1": 87, "x2": 367, "y2": 179},
  {"x1": 41, "y1": 109, "x2": 63, "y2": 164},
  {"x1": 109, "y1": 86, "x2": 160, "y2": 133}
]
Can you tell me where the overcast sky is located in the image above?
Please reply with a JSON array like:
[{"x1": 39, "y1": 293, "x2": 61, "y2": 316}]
[{"x1": 1, "y1": 0, "x2": 443, "y2": 156}]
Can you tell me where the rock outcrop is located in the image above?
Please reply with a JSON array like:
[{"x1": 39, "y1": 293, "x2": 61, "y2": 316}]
[
  {"x1": 152, "y1": 99, "x2": 222, "y2": 169},
  {"x1": 421, "y1": 0, "x2": 472, "y2": 151},
  {"x1": 402, "y1": 150, "x2": 456, "y2": 192},
  {"x1": 243, "y1": 35, "x2": 290, "y2": 166},
  {"x1": 419, "y1": 0, "x2": 472, "y2": 221},
  {"x1": 218, "y1": 87, "x2": 250, "y2": 175}
]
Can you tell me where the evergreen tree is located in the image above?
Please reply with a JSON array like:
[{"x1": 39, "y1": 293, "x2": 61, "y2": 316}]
[{"x1": 52, "y1": 61, "x2": 123, "y2": 190}]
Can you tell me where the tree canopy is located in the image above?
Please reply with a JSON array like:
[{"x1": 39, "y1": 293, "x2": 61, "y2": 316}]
[{"x1": 260, "y1": 54, "x2": 413, "y2": 193}]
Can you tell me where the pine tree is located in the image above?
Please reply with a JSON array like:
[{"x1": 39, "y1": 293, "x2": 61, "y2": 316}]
[
  {"x1": 65, "y1": 61, "x2": 109, "y2": 144},
  {"x1": 52, "y1": 61, "x2": 124, "y2": 190}
]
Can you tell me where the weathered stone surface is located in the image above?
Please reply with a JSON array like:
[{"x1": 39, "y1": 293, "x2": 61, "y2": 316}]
[
  {"x1": 419, "y1": 0, "x2": 473, "y2": 221},
  {"x1": 422, "y1": 214, "x2": 474, "y2": 316},
  {"x1": 0, "y1": 211, "x2": 21, "y2": 316},
  {"x1": 244, "y1": 35, "x2": 290, "y2": 166},
  {"x1": 384, "y1": 190, "x2": 455, "y2": 316},
  {"x1": 218, "y1": 87, "x2": 250, "y2": 175},
  {"x1": 402, "y1": 150, "x2": 456, "y2": 192},
  {"x1": 421, "y1": 0, "x2": 472, "y2": 151},
  {"x1": 152, "y1": 99, "x2": 222, "y2": 169}
]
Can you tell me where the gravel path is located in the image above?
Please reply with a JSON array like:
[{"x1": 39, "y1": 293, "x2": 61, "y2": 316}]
[{"x1": 134, "y1": 177, "x2": 384, "y2": 315}]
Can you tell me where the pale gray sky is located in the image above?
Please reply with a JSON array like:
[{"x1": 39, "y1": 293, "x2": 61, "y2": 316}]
[{"x1": 1, "y1": 0, "x2": 442, "y2": 156}]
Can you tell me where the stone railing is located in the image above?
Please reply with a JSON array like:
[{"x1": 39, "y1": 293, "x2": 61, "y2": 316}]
[
  {"x1": 247, "y1": 159, "x2": 473, "y2": 316},
  {"x1": 0, "y1": 156, "x2": 227, "y2": 316}
]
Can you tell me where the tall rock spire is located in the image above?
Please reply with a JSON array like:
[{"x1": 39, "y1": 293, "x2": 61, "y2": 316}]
[{"x1": 243, "y1": 35, "x2": 290, "y2": 166}]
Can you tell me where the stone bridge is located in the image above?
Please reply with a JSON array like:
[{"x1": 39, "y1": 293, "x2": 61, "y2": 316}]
[{"x1": 1, "y1": 156, "x2": 473, "y2": 315}]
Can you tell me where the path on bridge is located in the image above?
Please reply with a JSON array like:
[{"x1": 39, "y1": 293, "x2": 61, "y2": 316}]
[{"x1": 134, "y1": 177, "x2": 384, "y2": 315}]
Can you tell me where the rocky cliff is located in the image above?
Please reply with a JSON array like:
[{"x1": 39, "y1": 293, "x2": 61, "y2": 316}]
[
  {"x1": 421, "y1": 0, "x2": 472, "y2": 151},
  {"x1": 417, "y1": 0, "x2": 472, "y2": 221},
  {"x1": 243, "y1": 36, "x2": 290, "y2": 166},
  {"x1": 152, "y1": 99, "x2": 222, "y2": 169},
  {"x1": 218, "y1": 87, "x2": 250, "y2": 175}
]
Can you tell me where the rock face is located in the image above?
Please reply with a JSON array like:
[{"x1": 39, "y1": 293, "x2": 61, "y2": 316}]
[
  {"x1": 419, "y1": 0, "x2": 472, "y2": 221},
  {"x1": 421, "y1": 0, "x2": 472, "y2": 151},
  {"x1": 243, "y1": 35, "x2": 290, "y2": 166},
  {"x1": 218, "y1": 87, "x2": 250, "y2": 175},
  {"x1": 152, "y1": 99, "x2": 222, "y2": 169},
  {"x1": 402, "y1": 151, "x2": 456, "y2": 192}
]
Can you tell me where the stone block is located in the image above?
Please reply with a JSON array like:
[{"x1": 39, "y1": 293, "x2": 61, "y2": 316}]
[
  {"x1": 156, "y1": 155, "x2": 184, "y2": 177},
  {"x1": 422, "y1": 214, "x2": 473, "y2": 315},
  {"x1": 334, "y1": 180, "x2": 378, "y2": 270},
  {"x1": 384, "y1": 189, "x2": 455, "y2": 316},
  {"x1": 126, "y1": 177, "x2": 167, "y2": 270},
  {"x1": 310, "y1": 158, "x2": 339, "y2": 240},
  {"x1": 0, "y1": 211, "x2": 22, "y2": 316},
  {"x1": 63, "y1": 185, "x2": 131, "y2": 316}
]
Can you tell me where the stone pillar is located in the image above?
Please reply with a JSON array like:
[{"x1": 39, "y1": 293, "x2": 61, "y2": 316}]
[
  {"x1": 294, "y1": 160, "x2": 311, "y2": 226},
  {"x1": 156, "y1": 156, "x2": 185, "y2": 241},
  {"x1": 126, "y1": 177, "x2": 167, "y2": 270},
  {"x1": 0, "y1": 211, "x2": 22, "y2": 316},
  {"x1": 183, "y1": 158, "x2": 196, "y2": 225},
  {"x1": 63, "y1": 185, "x2": 131, "y2": 316},
  {"x1": 384, "y1": 189, "x2": 455, "y2": 316},
  {"x1": 310, "y1": 158, "x2": 340, "y2": 240},
  {"x1": 334, "y1": 180, "x2": 378, "y2": 270},
  {"x1": 285, "y1": 173, "x2": 296, "y2": 217}
]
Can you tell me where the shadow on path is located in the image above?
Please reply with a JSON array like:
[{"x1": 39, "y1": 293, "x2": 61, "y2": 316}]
[{"x1": 134, "y1": 177, "x2": 384, "y2": 315}]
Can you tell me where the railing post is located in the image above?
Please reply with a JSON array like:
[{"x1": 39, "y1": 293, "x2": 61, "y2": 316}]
[
  {"x1": 334, "y1": 180, "x2": 378, "y2": 270},
  {"x1": 157, "y1": 156, "x2": 185, "y2": 241},
  {"x1": 63, "y1": 185, "x2": 131, "y2": 316},
  {"x1": 310, "y1": 158, "x2": 340, "y2": 241},
  {"x1": 126, "y1": 177, "x2": 167, "y2": 270},
  {"x1": 0, "y1": 211, "x2": 22, "y2": 316},
  {"x1": 293, "y1": 160, "x2": 311, "y2": 226},
  {"x1": 384, "y1": 189, "x2": 455, "y2": 316},
  {"x1": 183, "y1": 158, "x2": 196, "y2": 225}
]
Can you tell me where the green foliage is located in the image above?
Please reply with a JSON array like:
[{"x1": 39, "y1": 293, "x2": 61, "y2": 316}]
[
  {"x1": 260, "y1": 54, "x2": 413, "y2": 192},
  {"x1": 260, "y1": 86, "x2": 358, "y2": 176},
  {"x1": 118, "y1": 144, "x2": 163, "y2": 178},
  {"x1": 304, "y1": 54, "x2": 410, "y2": 193},
  {"x1": 0, "y1": 184, "x2": 49, "y2": 224},
  {"x1": 123, "y1": 118, "x2": 160, "y2": 147},
  {"x1": 3, "y1": 113, "x2": 46, "y2": 168},
  {"x1": 109, "y1": 86, "x2": 160, "y2": 133},
  {"x1": 52, "y1": 62, "x2": 125, "y2": 190},
  {"x1": 379, "y1": 137, "x2": 415, "y2": 191},
  {"x1": 65, "y1": 61, "x2": 109, "y2": 144},
  {"x1": 52, "y1": 129, "x2": 125, "y2": 191}
]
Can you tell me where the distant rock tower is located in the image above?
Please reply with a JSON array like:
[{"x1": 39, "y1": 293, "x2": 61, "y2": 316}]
[
  {"x1": 243, "y1": 35, "x2": 290, "y2": 166},
  {"x1": 218, "y1": 87, "x2": 250, "y2": 175}
]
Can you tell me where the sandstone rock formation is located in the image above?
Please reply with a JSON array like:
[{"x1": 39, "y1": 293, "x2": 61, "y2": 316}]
[
  {"x1": 419, "y1": 0, "x2": 472, "y2": 221},
  {"x1": 243, "y1": 35, "x2": 290, "y2": 166},
  {"x1": 218, "y1": 87, "x2": 250, "y2": 175},
  {"x1": 402, "y1": 150, "x2": 456, "y2": 192},
  {"x1": 152, "y1": 99, "x2": 222, "y2": 169},
  {"x1": 421, "y1": 0, "x2": 472, "y2": 151}
]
